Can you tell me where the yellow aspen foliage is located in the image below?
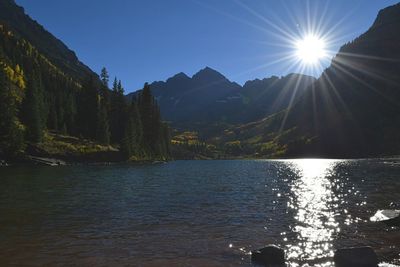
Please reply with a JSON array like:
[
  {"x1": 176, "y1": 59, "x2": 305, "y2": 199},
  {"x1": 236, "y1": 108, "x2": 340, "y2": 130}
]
[{"x1": 2, "y1": 64, "x2": 25, "y2": 103}]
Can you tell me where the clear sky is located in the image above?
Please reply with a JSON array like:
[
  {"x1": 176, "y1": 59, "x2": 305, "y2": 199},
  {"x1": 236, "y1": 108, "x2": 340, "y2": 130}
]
[{"x1": 16, "y1": 0, "x2": 400, "y2": 93}]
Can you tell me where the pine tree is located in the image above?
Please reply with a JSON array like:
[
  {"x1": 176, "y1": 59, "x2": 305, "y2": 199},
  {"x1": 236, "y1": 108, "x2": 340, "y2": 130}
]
[
  {"x1": 137, "y1": 82, "x2": 170, "y2": 158},
  {"x1": 138, "y1": 83, "x2": 156, "y2": 155},
  {"x1": 117, "y1": 80, "x2": 124, "y2": 94},
  {"x1": 112, "y1": 77, "x2": 118, "y2": 92},
  {"x1": 137, "y1": 83, "x2": 151, "y2": 142},
  {"x1": 0, "y1": 67, "x2": 24, "y2": 156},
  {"x1": 22, "y1": 71, "x2": 44, "y2": 143},
  {"x1": 77, "y1": 76, "x2": 99, "y2": 139},
  {"x1": 130, "y1": 99, "x2": 143, "y2": 155},
  {"x1": 109, "y1": 78, "x2": 126, "y2": 143},
  {"x1": 120, "y1": 98, "x2": 143, "y2": 159},
  {"x1": 99, "y1": 67, "x2": 111, "y2": 122},
  {"x1": 160, "y1": 122, "x2": 170, "y2": 158},
  {"x1": 100, "y1": 67, "x2": 109, "y2": 88},
  {"x1": 120, "y1": 111, "x2": 134, "y2": 159},
  {"x1": 96, "y1": 98, "x2": 110, "y2": 145}
]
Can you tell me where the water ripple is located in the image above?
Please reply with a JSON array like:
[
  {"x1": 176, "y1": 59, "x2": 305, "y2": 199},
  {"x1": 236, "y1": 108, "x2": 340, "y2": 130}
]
[{"x1": 0, "y1": 159, "x2": 399, "y2": 266}]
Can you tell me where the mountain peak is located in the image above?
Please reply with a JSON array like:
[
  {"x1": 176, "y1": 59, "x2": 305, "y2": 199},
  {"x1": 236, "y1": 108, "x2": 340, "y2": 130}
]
[
  {"x1": 192, "y1": 66, "x2": 227, "y2": 82},
  {"x1": 371, "y1": 3, "x2": 400, "y2": 30},
  {"x1": 167, "y1": 72, "x2": 190, "y2": 82},
  {"x1": 175, "y1": 71, "x2": 189, "y2": 77}
]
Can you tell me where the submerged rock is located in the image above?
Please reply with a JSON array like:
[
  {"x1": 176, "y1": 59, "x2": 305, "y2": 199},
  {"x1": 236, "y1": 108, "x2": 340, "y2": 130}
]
[
  {"x1": 251, "y1": 245, "x2": 285, "y2": 266},
  {"x1": 334, "y1": 246, "x2": 378, "y2": 267},
  {"x1": 28, "y1": 156, "x2": 66, "y2": 166},
  {"x1": 370, "y1": 209, "x2": 400, "y2": 226}
]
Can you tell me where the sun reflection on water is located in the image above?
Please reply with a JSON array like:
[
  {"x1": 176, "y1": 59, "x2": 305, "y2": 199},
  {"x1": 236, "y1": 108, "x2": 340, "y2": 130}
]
[{"x1": 285, "y1": 159, "x2": 340, "y2": 267}]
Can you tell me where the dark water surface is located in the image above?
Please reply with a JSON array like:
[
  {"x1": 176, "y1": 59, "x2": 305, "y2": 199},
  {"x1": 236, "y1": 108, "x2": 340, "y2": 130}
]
[{"x1": 1, "y1": 159, "x2": 400, "y2": 266}]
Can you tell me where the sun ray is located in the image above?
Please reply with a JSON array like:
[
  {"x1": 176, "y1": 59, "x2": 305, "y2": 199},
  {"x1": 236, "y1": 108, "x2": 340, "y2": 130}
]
[
  {"x1": 279, "y1": 64, "x2": 307, "y2": 133},
  {"x1": 314, "y1": 0, "x2": 331, "y2": 37},
  {"x1": 226, "y1": 53, "x2": 298, "y2": 82},
  {"x1": 233, "y1": 0, "x2": 298, "y2": 42},
  {"x1": 330, "y1": 60, "x2": 400, "y2": 108}
]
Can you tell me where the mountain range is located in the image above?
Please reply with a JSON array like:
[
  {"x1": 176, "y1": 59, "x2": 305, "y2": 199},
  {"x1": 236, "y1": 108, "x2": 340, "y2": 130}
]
[
  {"x1": 128, "y1": 68, "x2": 315, "y2": 126},
  {"x1": 219, "y1": 2, "x2": 400, "y2": 158},
  {"x1": 1, "y1": 0, "x2": 400, "y2": 159}
]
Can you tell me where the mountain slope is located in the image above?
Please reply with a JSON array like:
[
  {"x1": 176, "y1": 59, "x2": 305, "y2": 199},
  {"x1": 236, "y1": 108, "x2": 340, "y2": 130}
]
[
  {"x1": 128, "y1": 68, "x2": 315, "y2": 126},
  {"x1": 225, "y1": 2, "x2": 400, "y2": 158},
  {"x1": 146, "y1": 67, "x2": 242, "y2": 122},
  {"x1": 235, "y1": 73, "x2": 315, "y2": 123},
  {"x1": 0, "y1": 0, "x2": 95, "y2": 80},
  {"x1": 0, "y1": 0, "x2": 170, "y2": 161},
  {"x1": 288, "y1": 2, "x2": 400, "y2": 157}
]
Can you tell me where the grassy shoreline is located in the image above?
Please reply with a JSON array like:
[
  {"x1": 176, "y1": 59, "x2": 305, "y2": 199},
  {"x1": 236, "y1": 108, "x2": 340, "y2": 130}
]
[{"x1": 1, "y1": 132, "x2": 169, "y2": 165}]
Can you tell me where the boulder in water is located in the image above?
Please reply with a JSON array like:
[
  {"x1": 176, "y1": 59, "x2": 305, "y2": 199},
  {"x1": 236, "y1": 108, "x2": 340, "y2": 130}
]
[
  {"x1": 334, "y1": 246, "x2": 378, "y2": 267},
  {"x1": 370, "y1": 209, "x2": 400, "y2": 226},
  {"x1": 251, "y1": 245, "x2": 285, "y2": 266}
]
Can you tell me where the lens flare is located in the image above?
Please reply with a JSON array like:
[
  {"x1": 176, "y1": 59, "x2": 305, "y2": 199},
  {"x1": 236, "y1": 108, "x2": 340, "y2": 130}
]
[{"x1": 295, "y1": 35, "x2": 327, "y2": 64}]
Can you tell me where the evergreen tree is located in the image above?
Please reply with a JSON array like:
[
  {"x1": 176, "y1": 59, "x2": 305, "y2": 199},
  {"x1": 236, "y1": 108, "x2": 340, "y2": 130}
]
[
  {"x1": 160, "y1": 122, "x2": 170, "y2": 157},
  {"x1": 137, "y1": 82, "x2": 170, "y2": 158},
  {"x1": 99, "y1": 67, "x2": 111, "y2": 119},
  {"x1": 112, "y1": 77, "x2": 118, "y2": 92},
  {"x1": 96, "y1": 98, "x2": 110, "y2": 145},
  {"x1": 0, "y1": 67, "x2": 24, "y2": 156},
  {"x1": 120, "y1": 98, "x2": 143, "y2": 159},
  {"x1": 138, "y1": 83, "x2": 156, "y2": 154},
  {"x1": 130, "y1": 99, "x2": 143, "y2": 155},
  {"x1": 100, "y1": 67, "x2": 109, "y2": 88},
  {"x1": 109, "y1": 78, "x2": 126, "y2": 143},
  {"x1": 22, "y1": 71, "x2": 45, "y2": 143},
  {"x1": 117, "y1": 80, "x2": 124, "y2": 94},
  {"x1": 77, "y1": 76, "x2": 99, "y2": 139},
  {"x1": 120, "y1": 110, "x2": 134, "y2": 159}
]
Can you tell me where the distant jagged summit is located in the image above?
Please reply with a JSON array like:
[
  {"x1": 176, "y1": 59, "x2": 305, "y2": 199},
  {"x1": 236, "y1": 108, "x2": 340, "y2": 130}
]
[
  {"x1": 192, "y1": 66, "x2": 228, "y2": 82},
  {"x1": 371, "y1": 2, "x2": 400, "y2": 30},
  {"x1": 128, "y1": 67, "x2": 315, "y2": 124},
  {"x1": 169, "y1": 72, "x2": 190, "y2": 80}
]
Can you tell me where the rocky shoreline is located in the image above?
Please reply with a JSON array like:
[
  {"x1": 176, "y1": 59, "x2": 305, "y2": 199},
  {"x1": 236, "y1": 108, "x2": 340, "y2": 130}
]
[
  {"x1": 251, "y1": 209, "x2": 400, "y2": 267},
  {"x1": 0, "y1": 154, "x2": 168, "y2": 167},
  {"x1": 251, "y1": 245, "x2": 399, "y2": 267}
]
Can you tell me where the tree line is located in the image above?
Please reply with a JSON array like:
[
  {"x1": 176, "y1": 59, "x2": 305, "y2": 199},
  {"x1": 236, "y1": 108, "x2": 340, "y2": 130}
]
[{"x1": 0, "y1": 24, "x2": 169, "y2": 160}]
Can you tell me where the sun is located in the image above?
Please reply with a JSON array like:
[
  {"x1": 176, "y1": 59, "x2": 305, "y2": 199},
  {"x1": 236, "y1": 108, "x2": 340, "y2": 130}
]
[{"x1": 295, "y1": 35, "x2": 327, "y2": 65}]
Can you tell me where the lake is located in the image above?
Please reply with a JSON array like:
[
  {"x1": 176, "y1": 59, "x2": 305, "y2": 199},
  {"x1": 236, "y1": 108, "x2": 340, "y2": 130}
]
[{"x1": 0, "y1": 159, "x2": 400, "y2": 266}]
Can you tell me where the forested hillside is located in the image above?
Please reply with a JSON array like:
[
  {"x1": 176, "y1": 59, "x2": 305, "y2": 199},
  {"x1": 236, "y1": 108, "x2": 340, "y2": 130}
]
[
  {"x1": 280, "y1": 2, "x2": 400, "y2": 157},
  {"x1": 0, "y1": 0, "x2": 170, "y2": 162},
  {"x1": 218, "y1": 3, "x2": 400, "y2": 158},
  {"x1": 0, "y1": 0, "x2": 94, "y2": 80},
  {"x1": 2, "y1": 0, "x2": 398, "y2": 161}
]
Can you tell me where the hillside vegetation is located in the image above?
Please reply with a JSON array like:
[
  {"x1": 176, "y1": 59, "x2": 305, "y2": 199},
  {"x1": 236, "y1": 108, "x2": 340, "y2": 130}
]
[{"x1": 0, "y1": 0, "x2": 170, "y2": 162}]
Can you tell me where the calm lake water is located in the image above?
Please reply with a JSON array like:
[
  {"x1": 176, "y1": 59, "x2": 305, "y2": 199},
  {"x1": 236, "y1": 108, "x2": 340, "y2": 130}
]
[{"x1": 0, "y1": 159, "x2": 400, "y2": 266}]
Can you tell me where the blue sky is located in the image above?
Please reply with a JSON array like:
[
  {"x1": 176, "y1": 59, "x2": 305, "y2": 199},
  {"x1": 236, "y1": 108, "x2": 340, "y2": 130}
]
[{"x1": 16, "y1": 0, "x2": 400, "y2": 93}]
